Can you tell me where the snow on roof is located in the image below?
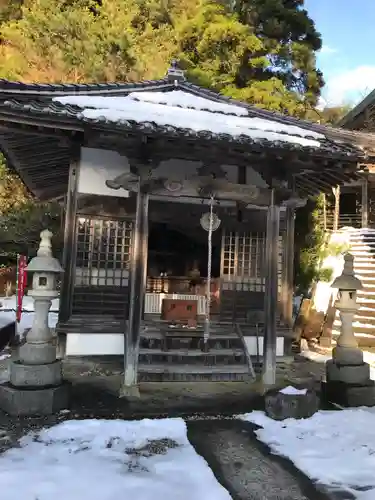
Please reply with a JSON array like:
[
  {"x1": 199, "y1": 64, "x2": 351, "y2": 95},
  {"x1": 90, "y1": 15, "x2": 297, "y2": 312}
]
[
  {"x1": 129, "y1": 90, "x2": 248, "y2": 116},
  {"x1": 54, "y1": 90, "x2": 325, "y2": 148}
]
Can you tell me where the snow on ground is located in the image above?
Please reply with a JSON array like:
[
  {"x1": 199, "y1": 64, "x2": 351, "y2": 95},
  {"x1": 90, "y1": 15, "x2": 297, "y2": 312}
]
[
  {"x1": 300, "y1": 348, "x2": 375, "y2": 380},
  {"x1": 0, "y1": 418, "x2": 231, "y2": 500},
  {"x1": 0, "y1": 295, "x2": 59, "y2": 338},
  {"x1": 240, "y1": 409, "x2": 375, "y2": 500}
]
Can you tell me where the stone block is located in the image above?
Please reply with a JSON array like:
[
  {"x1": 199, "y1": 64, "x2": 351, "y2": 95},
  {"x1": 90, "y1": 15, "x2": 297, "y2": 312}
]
[
  {"x1": 332, "y1": 346, "x2": 363, "y2": 365},
  {"x1": 326, "y1": 359, "x2": 370, "y2": 385},
  {"x1": 19, "y1": 341, "x2": 56, "y2": 365},
  {"x1": 0, "y1": 382, "x2": 70, "y2": 416},
  {"x1": 321, "y1": 379, "x2": 375, "y2": 407},
  {"x1": 265, "y1": 386, "x2": 320, "y2": 421},
  {"x1": 9, "y1": 360, "x2": 62, "y2": 388}
]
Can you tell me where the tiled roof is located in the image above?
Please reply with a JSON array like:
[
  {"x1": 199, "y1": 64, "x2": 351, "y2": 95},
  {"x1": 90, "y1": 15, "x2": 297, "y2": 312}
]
[
  {"x1": 0, "y1": 97, "x2": 362, "y2": 158},
  {"x1": 0, "y1": 78, "x2": 173, "y2": 97},
  {"x1": 0, "y1": 61, "x2": 373, "y2": 159}
]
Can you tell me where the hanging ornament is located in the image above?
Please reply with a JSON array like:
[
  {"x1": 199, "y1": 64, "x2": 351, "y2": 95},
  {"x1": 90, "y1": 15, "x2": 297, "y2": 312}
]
[
  {"x1": 200, "y1": 198, "x2": 221, "y2": 346},
  {"x1": 200, "y1": 211, "x2": 221, "y2": 232}
]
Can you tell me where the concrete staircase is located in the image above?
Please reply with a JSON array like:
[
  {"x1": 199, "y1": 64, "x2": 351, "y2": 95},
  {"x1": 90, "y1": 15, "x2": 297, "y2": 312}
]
[{"x1": 333, "y1": 228, "x2": 375, "y2": 347}]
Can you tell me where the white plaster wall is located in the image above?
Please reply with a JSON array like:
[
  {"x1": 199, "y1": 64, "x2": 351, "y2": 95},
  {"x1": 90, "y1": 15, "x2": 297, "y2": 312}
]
[
  {"x1": 66, "y1": 333, "x2": 285, "y2": 356},
  {"x1": 78, "y1": 147, "x2": 130, "y2": 197},
  {"x1": 244, "y1": 336, "x2": 285, "y2": 356},
  {"x1": 66, "y1": 333, "x2": 125, "y2": 356}
]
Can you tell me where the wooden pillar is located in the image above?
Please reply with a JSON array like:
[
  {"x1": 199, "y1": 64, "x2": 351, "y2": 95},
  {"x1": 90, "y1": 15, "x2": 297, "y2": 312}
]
[
  {"x1": 362, "y1": 177, "x2": 369, "y2": 228},
  {"x1": 262, "y1": 190, "x2": 280, "y2": 386},
  {"x1": 141, "y1": 195, "x2": 149, "y2": 318},
  {"x1": 322, "y1": 193, "x2": 327, "y2": 232},
  {"x1": 333, "y1": 185, "x2": 340, "y2": 231},
  {"x1": 58, "y1": 152, "x2": 80, "y2": 323},
  {"x1": 121, "y1": 186, "x2": 149, "y2": 397},
  {"x1": 285, "y1": 206, "x2": 295, "y2": 327}
]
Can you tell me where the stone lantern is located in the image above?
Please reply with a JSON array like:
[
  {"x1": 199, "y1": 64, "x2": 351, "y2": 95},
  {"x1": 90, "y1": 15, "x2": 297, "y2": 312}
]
[
  {"x1": 0, "y1": 230, "x2": 69, "y2": 416},
  {"x1": 323, "y1": 253, "x2": 375, "y2": 407}
]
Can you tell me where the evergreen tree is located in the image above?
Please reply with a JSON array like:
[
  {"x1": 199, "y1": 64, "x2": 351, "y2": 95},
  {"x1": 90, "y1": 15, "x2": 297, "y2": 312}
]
[
  {"x1": 229, "y1": 0, "x2": 324, "y2": 110},
  {"x1": 0, "y1": 157, "x2": 29, "y2": 215}
]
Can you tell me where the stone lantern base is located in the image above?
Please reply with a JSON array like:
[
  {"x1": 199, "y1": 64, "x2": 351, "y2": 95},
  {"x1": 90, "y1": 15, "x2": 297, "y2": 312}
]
[
  {"x1": 322, "y1": 347, "x2": 375, "y2": 407},
  {"x1": 0, "y1": 356, "x2": 70, "y2": 416},
  {"x1": 0, "y1": 382, "x2": 70, "y2": 417}
]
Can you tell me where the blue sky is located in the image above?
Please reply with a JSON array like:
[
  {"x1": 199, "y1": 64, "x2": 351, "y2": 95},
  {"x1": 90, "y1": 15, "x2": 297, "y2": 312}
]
[{"x1": 304, "y1": 0, "x2": 375, "y2": 107}]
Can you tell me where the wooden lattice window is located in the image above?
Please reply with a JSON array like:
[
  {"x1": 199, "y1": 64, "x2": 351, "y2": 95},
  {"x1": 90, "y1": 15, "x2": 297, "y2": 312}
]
[{"x1": 75, "y1": 217, "x2": 132, "y2": 287}]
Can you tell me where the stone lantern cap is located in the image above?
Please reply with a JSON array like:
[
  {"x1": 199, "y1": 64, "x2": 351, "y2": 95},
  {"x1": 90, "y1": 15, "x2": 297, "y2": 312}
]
[
  {"x1": 26, "y1": 229, "x2": 63, "y2": 274},
  {"x1": 331, "y1": 253, "x2": 362, "y2": 291}
]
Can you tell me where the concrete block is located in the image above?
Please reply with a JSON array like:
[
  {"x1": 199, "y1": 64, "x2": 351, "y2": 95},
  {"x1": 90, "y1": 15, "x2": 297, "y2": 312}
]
[
  {"x1": 322, "y1": 379, "x2": 375, "y2": 408},
  {"x1": 19, "y1": 341, "x2": 56, "y2": 365},
  {"x1": 9, "y1": 360, "x2": 62, "y2": 388},
  {"x1": 326, "y1": 359, "x2": 370, "y2": 385},
  {"x1": 265, "y1": 387, "x2": 320, "y2": 421},
  {"x1": 0, "y1": 382, "x2": 70, "y2": 416}
]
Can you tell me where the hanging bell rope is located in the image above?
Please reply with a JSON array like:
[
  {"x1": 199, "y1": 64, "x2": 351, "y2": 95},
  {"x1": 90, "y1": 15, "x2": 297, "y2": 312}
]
[{"x1": 200, "y1": 196, "x2": 221, "y2": 344}]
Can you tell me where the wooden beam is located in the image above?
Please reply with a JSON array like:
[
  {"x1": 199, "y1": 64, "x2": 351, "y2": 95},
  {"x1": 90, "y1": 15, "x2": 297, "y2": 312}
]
[
  {"x1": 262, "y1": 189, "x2": 280, "y2": 386},
  {"x1": 121, "y1": 185, "x2": 149, "y2": 398}
]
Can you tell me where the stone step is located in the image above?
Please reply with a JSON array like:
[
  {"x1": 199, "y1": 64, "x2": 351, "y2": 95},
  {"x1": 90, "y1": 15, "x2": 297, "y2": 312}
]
[
  {"x1": 355, "y1": 280, "x2": 375, "y2": 286},
  {"x1": 354, "y1": 270, "x2": 375, "y2": 276},
  {"x1": 140, "y1": 334, "x2": 244, "y2": 351},
  {"x1": 351, "y1": 246, "x2": 375, "y2": 250},
  {"x1": 332, "y1": 330, "x2": 375, "y2": 348},
  {"x1": 139, "y1": 349, "x2": 247, "y2": 366},
  {"x1": 138, "y1": 363, "x2": 253, "y2": 382},
  {"x1": 333, "y1": 321, "x2": 375, "y2": 335},
  {"x1": 357, "y1": 307, "x2": 375, "y2": 317},
  {"x1": 356, "y1": 297, "x2": 375, "y2": 304},
  {"x1": 350, "y1": 314, "x2": 375, "y2": 325}
]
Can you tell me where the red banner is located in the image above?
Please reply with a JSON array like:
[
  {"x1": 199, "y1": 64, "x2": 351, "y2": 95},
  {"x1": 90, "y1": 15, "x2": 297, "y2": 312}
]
[{"x1": 16, "y1": 255, "x2": 27, "y2": 323}]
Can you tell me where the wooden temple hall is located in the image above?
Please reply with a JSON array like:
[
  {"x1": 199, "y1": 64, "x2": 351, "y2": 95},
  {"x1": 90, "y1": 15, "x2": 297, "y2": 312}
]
[{"x1": 0, "y1": 62, "x2": 374, "y2": 387}]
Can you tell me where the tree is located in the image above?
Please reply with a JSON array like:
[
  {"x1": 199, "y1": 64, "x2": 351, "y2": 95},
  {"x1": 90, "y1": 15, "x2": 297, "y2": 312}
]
[
  {"x1": 0, "y1": 0, "x2": 324, "y2": 117},
  {"x1": 0, "y1": 156, "x2": 29, "y2": 215},
  {"x1": 318, "y1": 105, "x2": 352, "y2": 125},
  {"x1": 0, "y1": 199, "x2": 63, "y2": 258},
  {"x1": 0, "y1": 0, "x2": 178, "y2": 82},
  {"x1": 229, "y1": 0, "x2": 323, "y2": 109},
  {"x1": 177, "y1": 0, "x2": 323, "y2": 116}
]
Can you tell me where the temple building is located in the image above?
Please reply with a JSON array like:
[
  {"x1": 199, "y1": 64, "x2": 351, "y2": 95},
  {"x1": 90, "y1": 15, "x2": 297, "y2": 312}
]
[
  {"x1": 326, "y1": 95, "x2": 375, "y2": 230},
  {"x1": 0, "y1": 62, "x2": 373, "y2": 390}
]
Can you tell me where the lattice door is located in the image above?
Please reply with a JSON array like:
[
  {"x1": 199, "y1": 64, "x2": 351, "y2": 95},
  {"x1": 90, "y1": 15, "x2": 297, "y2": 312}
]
[
  {"x1": 72, "y1": 216, "x2": 133, "y2": 316},
  {"x1": 221, "y1": 230, "x2": 282, "y2": 292}
]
